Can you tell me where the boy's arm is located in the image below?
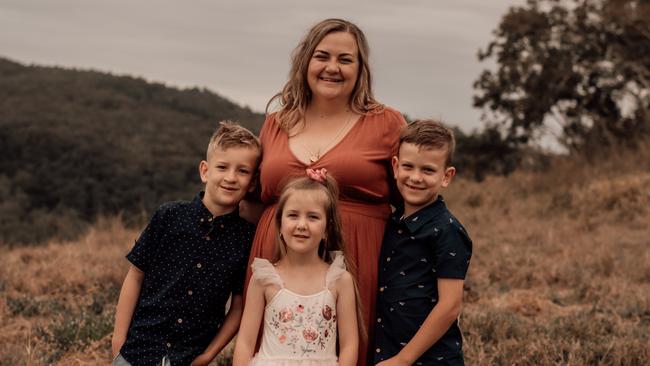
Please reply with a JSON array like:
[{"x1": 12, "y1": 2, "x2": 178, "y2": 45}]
[
  {"x1": 378, "y1": 278, "x2": 464, "y2": 366},
  {"x1": 191, "y1": 294, "x2": 244, "y2": 366},
  {"x1": 112, "y1": 265, "x2": 145, "y2": 357},
  {"x1": 232, "y1": 279, "x2": 266, "y2": 366},
  {"x1": 336, "y1": 272, "x2": 360, "y2": 366}
]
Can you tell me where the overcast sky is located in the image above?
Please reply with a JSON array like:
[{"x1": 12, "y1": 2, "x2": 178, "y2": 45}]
[{"x1": 0, "y1": 0, "x2": 524, "y2": 131}]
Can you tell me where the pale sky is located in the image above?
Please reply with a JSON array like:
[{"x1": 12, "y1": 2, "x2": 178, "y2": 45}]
[{"x1": 0, "y1": 0, "x2": 524, "y2": 131}]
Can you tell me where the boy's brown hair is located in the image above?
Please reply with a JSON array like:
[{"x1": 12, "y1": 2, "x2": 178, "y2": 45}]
[
  {"x1": 399, "y1": 119, "x2": 456, "y2": 167},
  {"x1": 206, "y1": 120, "x2": 261, "y2": 161}
]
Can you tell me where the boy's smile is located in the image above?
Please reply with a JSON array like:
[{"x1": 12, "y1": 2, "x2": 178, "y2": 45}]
[
  {"x1": 199, "y1": 146, "x2": 259, "y2": 217},
  {"x1": 392, "y1": 142, "x2": 456, "y2": 218}
]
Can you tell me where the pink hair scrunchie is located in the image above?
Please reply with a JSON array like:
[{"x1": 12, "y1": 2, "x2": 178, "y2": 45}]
[{"x1": 306, "y1": 168, "x2": 328, "y2": 183}]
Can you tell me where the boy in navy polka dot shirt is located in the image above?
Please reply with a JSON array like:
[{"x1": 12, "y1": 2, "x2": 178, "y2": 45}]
[
  {"x1": 374, "y1": 120, "x2": 472, "y2": 366},
  {"x1": 112, "y1": 121, "x2": 261, "y2": 366}
]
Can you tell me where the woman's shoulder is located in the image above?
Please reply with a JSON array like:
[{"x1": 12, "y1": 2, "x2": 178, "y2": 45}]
[
  {"x1": 364, "y1": 105, "x2": 406, "y2": 126},
  {"x1": 259, "y1": 112, "x2": 285, "y2": 141}
]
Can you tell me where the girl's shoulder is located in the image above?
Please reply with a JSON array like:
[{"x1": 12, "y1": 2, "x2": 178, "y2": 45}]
[
  {"x1": 326, "y1": 252, "x2": 351, "y2": 289},
  {"x1": 251, "y1": 258, "x2": 283, "y2": 288}
]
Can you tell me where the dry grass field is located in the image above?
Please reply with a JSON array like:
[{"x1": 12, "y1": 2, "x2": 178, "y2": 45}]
[{"x1": 1, "y1": 145, "x2": 649, "y2": 365}]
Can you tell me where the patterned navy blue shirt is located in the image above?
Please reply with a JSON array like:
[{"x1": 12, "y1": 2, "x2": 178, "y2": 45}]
[
  {"x1": 374, "y1": 196, "x2": 472, "y2": 366},
  {"x1": 119, "y1": 192, "x2": 255, "y2": 366}
]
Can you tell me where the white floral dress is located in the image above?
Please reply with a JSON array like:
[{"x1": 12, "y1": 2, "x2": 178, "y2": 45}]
[{"x1": 249, "y1": 254, "x2": 346, "y2": 366}]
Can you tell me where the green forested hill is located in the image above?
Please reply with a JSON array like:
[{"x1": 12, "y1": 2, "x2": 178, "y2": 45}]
[{"x1": 0, "y1": 57, "x2": 265, "y2": 244}]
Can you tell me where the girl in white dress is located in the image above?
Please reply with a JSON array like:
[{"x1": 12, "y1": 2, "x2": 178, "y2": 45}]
[{"x1": 234, "y1": 170, "x2": 363, "y2": 366}]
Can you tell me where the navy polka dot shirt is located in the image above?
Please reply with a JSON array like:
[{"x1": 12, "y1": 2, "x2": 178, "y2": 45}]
[
  {"x1": 374, "y1": 196, "x2": 472, "y2": 366},
  {"x1": 119, "y1": 192, "x2": 255, "y2": 366}
]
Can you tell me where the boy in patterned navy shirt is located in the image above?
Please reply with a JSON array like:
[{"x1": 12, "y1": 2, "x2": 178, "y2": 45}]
[
  {"x1": 374, "y1": 120, "x2": 472, "y2": 366},
  {"x1": 112, "y1": 121, "x2": 261, "y2": 366}
]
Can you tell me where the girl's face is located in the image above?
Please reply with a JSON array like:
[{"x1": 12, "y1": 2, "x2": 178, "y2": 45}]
[
  {"x1": 280, "y1": 189, "x2": 328, "y2": 256},
  {"x1": 306, "y1": 31, "x2": 359, "y2": 103}
]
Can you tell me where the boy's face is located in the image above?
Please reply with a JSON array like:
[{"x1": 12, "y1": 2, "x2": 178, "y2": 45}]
[
  {"x1": 199, "y1": 145, "x2": 259, "y2": 216},
  {"x1": 392, "y1": 142, "x2": 456, "y2": 216}
]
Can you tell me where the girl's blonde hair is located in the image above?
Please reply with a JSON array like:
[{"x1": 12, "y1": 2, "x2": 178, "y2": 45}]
[
  {"x1": 273, "y1": 175, "x2": 367, "y2": 342},
  {"x1": 266, "y1": 18, "x2": 382, "y2": 133}
]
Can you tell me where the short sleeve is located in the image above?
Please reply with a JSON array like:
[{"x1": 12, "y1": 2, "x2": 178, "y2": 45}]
[
  {"x1": 251, "y1": 258, "x2": 283, "y2": 288},
  {"x1": 383, "y1": 107, "x2": 407, "y2": 158},
  {"x1": 383, "y1": 108, "x2": 407, "y2": 206},
  {"x1": 325, "y1": 251, "x2": 347, "y2": 288},
  {"x1": 434, "y1": 221, "x2": 472, "y2": 279},
  {"x1": 126, "y1": 207, "x2": 165, "y2": 273},
  {"x1": 258, "y1": 113, "x2": 275, "y2": 146}
]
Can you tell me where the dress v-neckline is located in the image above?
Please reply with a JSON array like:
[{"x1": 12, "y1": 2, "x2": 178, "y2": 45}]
[{"x1": 286, "y1": 115, "x2": 363, "y2": 166}]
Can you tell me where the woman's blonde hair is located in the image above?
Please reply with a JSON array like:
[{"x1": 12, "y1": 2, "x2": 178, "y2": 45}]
[
  {"x1": 266, "y1": 18, "x2": 382, "y2": 133},
  {"x1": 273, "y1": 175, "x2": 367, "y2": 342}
]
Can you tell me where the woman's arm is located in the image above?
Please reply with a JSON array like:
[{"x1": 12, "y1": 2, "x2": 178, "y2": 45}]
[
  {"x1": 336, "y1": 272, "x2": 359, "y2": 366},
  {"x1": 112, "y1": 265, "x2": 144, "y2": 356},
  {"x1": 232, "y1": 279, "x2": 266, "y2": 366},
  {"x1": 239, "y1": 199, "x2": 266, "y2": 224},
  {"x1": 191, "y1": 294, "x2": 244, "y2": 366}
]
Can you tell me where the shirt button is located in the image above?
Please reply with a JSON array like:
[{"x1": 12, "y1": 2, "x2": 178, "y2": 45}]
[
  {"x1": 177, "y1": 318, "x2": 183, "y2": 324},
  {"x1": 205, "y1": 236, "x2": 210, "y2": 241},
  {"x1": 386, "y1": 257, "x2": 391, "y2": 262},
  {"x1": 376, "y1": 348, "x2": 381, "y2": 353},
  {"x1": 196, "y1": 263, "x2": 202, "y2": 269},
  {"x1": 166, "y1": 342, "x2": 171, "y2": 348},
  {"x1": 377, "y1": 317, "x2": 382, "y2": 323},
  {"x1": 410, "y1": 236, "x2": 415, "y2": 240},
  {"x1": 200, "y1": 218, "x2": 204, "y2": 222},
  {"x1": 379, "y1": 287, "x2": 385, "y2": 292},
  {"x1": 188, "y1": 290, "x2": 193, "y2": 295},
  {"x1": 208, "y1": 217, "x2": 213, "y2": 222},
  {"x1": 397, "y1": 229, "x2": 403, "y2": 234},
  {"x1": 220, "y1": 224, "x2": 224, "y2": 228}
]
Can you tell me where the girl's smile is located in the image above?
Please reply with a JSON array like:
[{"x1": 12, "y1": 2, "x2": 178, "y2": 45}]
[{"x1": 280, "y1": 190, "x2": 328, "y2": 256}]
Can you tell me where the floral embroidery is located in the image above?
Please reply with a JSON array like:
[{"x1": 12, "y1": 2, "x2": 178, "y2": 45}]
[
  {"x1": 322, "y1": 305, "x2": 332, "y2": 320},
  {"x1": 268, "y1": 295, "x2": 337, "y2": 356},
  {"x1": 303, "y1": 328, "x2": 319, "y2": 342},
  {"x1": 279, "y1": 307, "x2": 294, "y2": 322}
]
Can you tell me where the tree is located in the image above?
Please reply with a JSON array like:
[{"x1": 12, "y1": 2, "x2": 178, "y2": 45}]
[{"x1": 474, "y1": 0, "x2": 650, "y2": 152}]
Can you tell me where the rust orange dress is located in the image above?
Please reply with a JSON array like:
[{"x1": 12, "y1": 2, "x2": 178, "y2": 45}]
[{"x1": 246, "y1": 106, "x2": 406, "y2": 366}]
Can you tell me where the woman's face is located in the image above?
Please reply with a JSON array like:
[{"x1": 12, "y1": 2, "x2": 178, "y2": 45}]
[{"x1": 306, "y1": 31, "x2": 359, "y2": 104}]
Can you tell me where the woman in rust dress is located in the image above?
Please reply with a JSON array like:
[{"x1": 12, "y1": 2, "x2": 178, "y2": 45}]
[{"x1": 245, "y1": 19, "x2": 406, "y2": 365}]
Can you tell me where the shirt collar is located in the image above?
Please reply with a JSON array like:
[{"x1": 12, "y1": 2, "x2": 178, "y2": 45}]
[
  {"x1": 392, "y1": 195, "x2": 447, "y2": 233},
  {"x1": 193, "y1": 191, "x2": 241, "y2": 223}
]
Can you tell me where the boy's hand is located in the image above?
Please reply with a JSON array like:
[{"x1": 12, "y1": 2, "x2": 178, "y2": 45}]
[
  {"x1": 191, "y1": 352, "x2": 213, "y2": 366},
  {"x1": 376, "y1": 356, "x2": 411, "y2": 366}
]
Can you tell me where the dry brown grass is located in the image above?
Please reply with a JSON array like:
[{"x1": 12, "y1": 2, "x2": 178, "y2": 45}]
[
  {"x1": 446, "y1": 145, "x2": 650, "y2": 365},
  {"x1": 1, "y1": 145, "x2": 649, "y2": 365},
  {"x1": 0, "y1": 217, "x2": 235, "y2": 366}
]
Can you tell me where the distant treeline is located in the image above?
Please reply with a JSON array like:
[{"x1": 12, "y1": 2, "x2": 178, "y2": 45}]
[
  {"x1": 0, "y1": 57, "x2": 516, "y2": 245},
  {"x1": 0, "y1": 57, "x2": 264, "y2": 244}
]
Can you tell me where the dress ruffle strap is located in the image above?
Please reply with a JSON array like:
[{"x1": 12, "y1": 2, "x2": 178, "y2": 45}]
[
  {"x1": 325, "y1": 251, "x2": 347, "y2": 288},
  {"x1": 251, "y1": 258, "x2": 284, "y2": 288}
]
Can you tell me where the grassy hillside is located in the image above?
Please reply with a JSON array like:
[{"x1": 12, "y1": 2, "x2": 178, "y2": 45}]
[
  {"x1": 1, "y1": 141, "x2": 648, "y2": 365},
  {"x1": 0, "y1": 57, "x2": 264, "y2": 245}
]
